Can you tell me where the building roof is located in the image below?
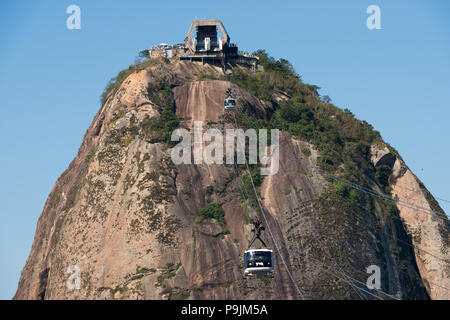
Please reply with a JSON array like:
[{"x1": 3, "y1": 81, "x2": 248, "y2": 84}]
[{"x1": 184, "y1": 19, "x2": 230, "y2": 51}]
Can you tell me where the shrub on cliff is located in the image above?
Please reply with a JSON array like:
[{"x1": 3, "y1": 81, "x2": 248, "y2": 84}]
[
  {"x1": 140, "y1": 83, "x2": 181, "y2": 146},
  {"x1": 195, "y1": 203, "x2": 226, "y2": 226},
  {"x1": 140, "y1": 108, "x2": 180, "y2": 146}
]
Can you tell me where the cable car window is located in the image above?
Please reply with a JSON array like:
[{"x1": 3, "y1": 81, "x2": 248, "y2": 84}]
[
  {"x1": 224, "y1": 99, "x2": 236, "y2": 107},
  {"x1": 244, "y1": 251, "x2": 272, "y2": 268}
]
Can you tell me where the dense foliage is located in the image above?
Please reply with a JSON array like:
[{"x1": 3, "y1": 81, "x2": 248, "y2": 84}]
[
  {"x1": 195, "y1": 203, "x2": 226, "y2": 226},
  {"x1": 225, "y1": 50, "x2": 383, "y2": 194}
]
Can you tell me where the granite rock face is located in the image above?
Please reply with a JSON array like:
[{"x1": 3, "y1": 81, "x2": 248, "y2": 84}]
[{"x1": 14, "y1": 60, "x2": 447, "y2": 300}]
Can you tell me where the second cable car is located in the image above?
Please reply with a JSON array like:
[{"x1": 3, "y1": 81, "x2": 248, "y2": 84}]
[
  {"x1": 224, "y1": 88, "x2": 236, "y2": 110},
  {"x1": 224, "y1": 97, "x2": 236, "y2": 110}
]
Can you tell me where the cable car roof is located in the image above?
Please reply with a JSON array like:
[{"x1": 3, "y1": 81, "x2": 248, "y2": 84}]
[{"x1": 244, "y1": 248, "x2": 273, "y2": 253}]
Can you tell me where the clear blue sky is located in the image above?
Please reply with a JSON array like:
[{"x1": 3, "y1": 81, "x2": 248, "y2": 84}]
[{"x1": 0, "y1": 0, "x2": 449, "y2": 299}]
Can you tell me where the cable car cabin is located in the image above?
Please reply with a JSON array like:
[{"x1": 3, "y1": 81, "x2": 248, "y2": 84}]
[
  {"x1": 244, "y1": 248, "x2": 274, "y2": 277},
  {"x1": 224, "y1": 98, "x2": 236, "y2": 110}
]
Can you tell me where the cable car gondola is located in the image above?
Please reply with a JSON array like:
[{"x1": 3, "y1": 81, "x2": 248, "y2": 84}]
[
  {"x1": 244, "y1": 248, "x2": 274, "y2": 277},
  {"x1": 224, "y1": 88, "x2": 236, "y2": 110},
  {"x1": 244, "y1": 218, "x2": 274, "y2": 277},
  {"x1": 224, "y1": 97, "x2": 236, "y2": 110}
]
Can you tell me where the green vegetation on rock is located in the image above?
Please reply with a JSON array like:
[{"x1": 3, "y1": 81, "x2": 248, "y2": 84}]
[
  {"x1": 221, "y1": 50, "x2": 384, "y2": 203},
  {"x1": 140, "y1": 82, "x2": 181, "y2": 146},
  {"x1": 195, "y1": 203, "x2": 226, "y2": 226}
]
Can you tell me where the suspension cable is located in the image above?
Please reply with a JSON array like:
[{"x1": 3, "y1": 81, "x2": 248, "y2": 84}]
[{"x1": 232, "y1": 111, "x2": 306, "y2": 300}]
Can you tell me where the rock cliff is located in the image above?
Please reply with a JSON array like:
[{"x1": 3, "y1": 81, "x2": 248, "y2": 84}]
[{"x1": 14, "y1": 56, "x2": 448, "y2": 300}]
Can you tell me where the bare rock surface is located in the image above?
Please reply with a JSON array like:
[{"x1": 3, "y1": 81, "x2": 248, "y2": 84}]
[{"x1": 369, "y1": 145, "x2": 450, "y2": 299}]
